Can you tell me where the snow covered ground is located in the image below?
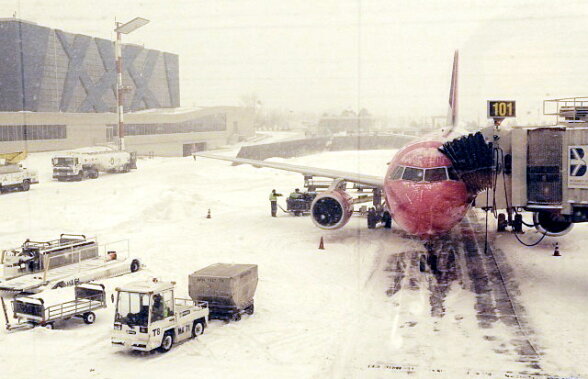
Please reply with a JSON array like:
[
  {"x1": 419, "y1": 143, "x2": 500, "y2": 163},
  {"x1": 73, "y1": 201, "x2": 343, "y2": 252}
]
[{"x1": 0, "y1": 149, "x2": 586, "y2": 378}]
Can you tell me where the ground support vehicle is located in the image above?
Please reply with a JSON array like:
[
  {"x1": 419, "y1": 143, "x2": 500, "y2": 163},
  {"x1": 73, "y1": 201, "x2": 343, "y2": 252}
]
[
  {"x1": 112, "y1": 279, "x2": 209, "y2": 353},
  {"x1": 52, "y1": 150, "x2": 137, "y2": 181},
  {"x1": 7, "y1": 283, "x2": 106, "y2": 330},
  {"x1": 189, "y1": 263, "x2": 258, "y2": 322},
  {"x1": 0, "y1": 235, "x2": 142, "y2": 295},
  {"x1": 0, "y1": 152, "x2": 38, "y2": 193},
  {"x1": 285, "y1": 192, "x2": 317, "y2": 216}
]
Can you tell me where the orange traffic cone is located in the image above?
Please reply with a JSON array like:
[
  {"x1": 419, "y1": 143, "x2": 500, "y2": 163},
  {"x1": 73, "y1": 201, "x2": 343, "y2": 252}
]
[
  {"x1": 206, "y1": 209, "x2": 211, "y2": 219},
  {"x1": 553, "y1": 242, "x2": 561, "y2": 257},
  {"x1": 318, "y1": 236, "x2": 325, "y2": 250}
]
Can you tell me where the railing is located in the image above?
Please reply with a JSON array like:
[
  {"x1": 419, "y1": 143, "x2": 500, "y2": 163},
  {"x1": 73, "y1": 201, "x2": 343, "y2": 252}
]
[
  {"x1": 175, "y1": 298, "x2": 208, "y2": 309},
  {"x1": 44, "y1": 294, "x2": 104, "y2": 321},
  {"x1": 543, "y1": 97, "x2": 588, "y2": 121}
]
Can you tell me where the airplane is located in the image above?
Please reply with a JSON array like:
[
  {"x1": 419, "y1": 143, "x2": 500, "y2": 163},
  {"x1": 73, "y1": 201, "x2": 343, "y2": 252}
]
[{"x1": 195, "y1": 51, "x2": 472, "y2": 239}]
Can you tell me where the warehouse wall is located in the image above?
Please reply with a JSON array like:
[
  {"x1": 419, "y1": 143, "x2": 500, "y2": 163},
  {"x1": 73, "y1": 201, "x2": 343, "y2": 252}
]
[
  {"x1": 0, "y1": 106, "x2": 254, "y2": 156},
  {"x1": 0, "y1": 19, "x2": 180, "y2": 113}
]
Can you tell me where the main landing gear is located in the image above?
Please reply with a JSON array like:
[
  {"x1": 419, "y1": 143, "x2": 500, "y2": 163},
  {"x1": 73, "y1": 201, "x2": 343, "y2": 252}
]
[{"x1": 367, "y1": 209, "x2": 392, "y2": 229}]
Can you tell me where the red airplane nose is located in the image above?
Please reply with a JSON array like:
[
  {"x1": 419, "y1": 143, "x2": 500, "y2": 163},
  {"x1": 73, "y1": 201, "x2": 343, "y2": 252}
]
[{"x1": 386, "y1": 180, "x2": 469, "y2": 238}]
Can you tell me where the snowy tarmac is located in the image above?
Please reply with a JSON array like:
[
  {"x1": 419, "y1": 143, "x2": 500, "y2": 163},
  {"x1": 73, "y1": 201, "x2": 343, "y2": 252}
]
[{"x1": 0, "y1": 149, "x2": 586, "y2": 378}]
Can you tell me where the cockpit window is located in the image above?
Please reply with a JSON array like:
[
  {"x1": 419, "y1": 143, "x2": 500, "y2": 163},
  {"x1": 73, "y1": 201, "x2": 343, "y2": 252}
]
[
  {"x1": 390, "y1": 166, "x2": 404, "y2": 180},
  {"x1": 402, "y1": 167, "x2": 424, "y2": 182},
  {"x1": 424, "y1": 167, "x2": 448, "y2": 182}
]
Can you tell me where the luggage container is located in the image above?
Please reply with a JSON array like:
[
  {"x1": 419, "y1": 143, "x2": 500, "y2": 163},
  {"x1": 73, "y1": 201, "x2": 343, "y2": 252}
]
[{"x1": 188, "y1": 263, "x2": 258, "y2": 321}]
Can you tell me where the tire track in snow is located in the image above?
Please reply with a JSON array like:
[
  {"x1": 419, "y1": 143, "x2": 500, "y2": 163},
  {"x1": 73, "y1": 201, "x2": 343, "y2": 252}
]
[{"x1": 381, "y1": 213, "x2": 542, "y2": 372}]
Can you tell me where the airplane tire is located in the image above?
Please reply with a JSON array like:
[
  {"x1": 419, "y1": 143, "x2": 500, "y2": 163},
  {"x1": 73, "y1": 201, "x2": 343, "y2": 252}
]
[{"x1": 383, "y1": 212, "x2": 392, "y2": 229}]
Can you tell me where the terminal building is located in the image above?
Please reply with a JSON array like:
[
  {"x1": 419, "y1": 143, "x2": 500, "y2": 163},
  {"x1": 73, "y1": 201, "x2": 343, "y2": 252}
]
[{"x1": 0, "y1": 19, "x2": 254, "y2": 156}]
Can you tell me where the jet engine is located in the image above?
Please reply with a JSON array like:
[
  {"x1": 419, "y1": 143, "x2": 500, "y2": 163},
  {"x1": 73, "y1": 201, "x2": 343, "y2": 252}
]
[
  {"x1": 533, "y1": 211, "x2": 573, "y2": 237},
  {"x1": 311, "y1": 190, "x2": 354, "y2": 230}
]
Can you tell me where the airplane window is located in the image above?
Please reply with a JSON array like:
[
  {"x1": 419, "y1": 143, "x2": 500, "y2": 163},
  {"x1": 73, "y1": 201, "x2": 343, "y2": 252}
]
[
  {"x1": 424, "y1": 168, "x2": 448, "y2": 182},
  {"x1": 402, "y1": 167, "x2": 424, "y2": 182},
  {"x1": 390, "y1": 165, "x2": 404, "y2": 180}
]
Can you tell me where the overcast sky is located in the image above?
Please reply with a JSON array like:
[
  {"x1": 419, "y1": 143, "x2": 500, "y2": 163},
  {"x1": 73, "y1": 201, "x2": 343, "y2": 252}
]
[{"x1": 3, "y1": 0, "x2": 588, "y2": 125}]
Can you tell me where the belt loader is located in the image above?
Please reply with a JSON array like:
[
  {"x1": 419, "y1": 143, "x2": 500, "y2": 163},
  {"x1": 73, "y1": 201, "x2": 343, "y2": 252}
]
[{"x1": 0, "y1": 234, "x2": 142, "y2": 295}]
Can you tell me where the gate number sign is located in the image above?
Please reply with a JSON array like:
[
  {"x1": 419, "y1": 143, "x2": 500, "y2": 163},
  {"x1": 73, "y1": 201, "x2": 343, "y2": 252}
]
[{"x1": 487, "y1": 100, "x2": 516, "y2": 118}]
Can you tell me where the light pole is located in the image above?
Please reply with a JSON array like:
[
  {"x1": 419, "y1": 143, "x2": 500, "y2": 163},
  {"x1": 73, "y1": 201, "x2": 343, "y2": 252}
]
[{"x1": 114, "y1": 17, "x2": 150, "y2": 151}]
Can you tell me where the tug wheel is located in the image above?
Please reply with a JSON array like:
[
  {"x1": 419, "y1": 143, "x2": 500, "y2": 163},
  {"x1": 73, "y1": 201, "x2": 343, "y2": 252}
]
[
  {"x1": 158, "y1": 332, "x2": 174, "y2": 353},
  {"x1": 192, "y1": 320, "x2": 205, "y2": 338}
]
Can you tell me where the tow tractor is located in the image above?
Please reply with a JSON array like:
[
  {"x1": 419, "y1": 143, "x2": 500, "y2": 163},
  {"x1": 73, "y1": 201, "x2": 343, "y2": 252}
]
[
  {"x1": 285, "y1": 191, "x2": 317, "y2": 216},
  {"x1": 7, "y1": 283, "x2": 106, "y2": 330},
  {"x1": 0, "y1": 234, "x2": 142, "y2": 295},
  {"x1": 111, "y1": 279, "x2": 209, "y2": 353}
]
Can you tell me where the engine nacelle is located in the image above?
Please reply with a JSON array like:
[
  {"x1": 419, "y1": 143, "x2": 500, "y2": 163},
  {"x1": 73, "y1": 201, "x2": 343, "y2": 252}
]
[
  {"x1": 533, "y1": 211, "x2": 573, "y2": 237},
  {"x1": 311, "y1": 189, "x2": 354, "y2": 230}
]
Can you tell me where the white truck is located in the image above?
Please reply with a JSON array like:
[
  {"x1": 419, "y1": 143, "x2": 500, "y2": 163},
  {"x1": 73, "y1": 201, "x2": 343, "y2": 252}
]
[
  {"x1": 111, "y1": 279, "x2": 209, "y2": 353},
  {"x1": 0, "y1": 234, "x2": 142, "y2": 295},
  {"x1": 52, "y1": 150, "x2": 137, "y2": 181},
  {"x1": 0, "y1": 152, "x2": 38, "y2": 193}
]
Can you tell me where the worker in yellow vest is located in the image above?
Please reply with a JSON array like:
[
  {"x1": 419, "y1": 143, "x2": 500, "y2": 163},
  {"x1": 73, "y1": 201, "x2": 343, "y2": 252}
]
[{"x1": 269, "y1": 189, "x2": 282, "y2": 217}]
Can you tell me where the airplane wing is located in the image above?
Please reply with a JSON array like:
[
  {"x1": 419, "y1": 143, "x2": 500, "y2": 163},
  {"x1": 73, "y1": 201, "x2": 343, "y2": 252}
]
[{"x1": 194, "y1": 152, "x2": 385, "y2": 188}]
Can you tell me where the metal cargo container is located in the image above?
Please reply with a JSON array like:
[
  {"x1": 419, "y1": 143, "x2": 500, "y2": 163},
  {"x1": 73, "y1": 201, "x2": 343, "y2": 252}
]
[{"x1": 188, "y1": 263, "x2": 258, "y2": 321}]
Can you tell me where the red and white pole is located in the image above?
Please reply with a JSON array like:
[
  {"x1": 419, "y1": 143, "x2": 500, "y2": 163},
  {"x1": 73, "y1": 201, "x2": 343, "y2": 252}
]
[{"x1": 115, "y1": 25, "x2": 125, "y2": 151}]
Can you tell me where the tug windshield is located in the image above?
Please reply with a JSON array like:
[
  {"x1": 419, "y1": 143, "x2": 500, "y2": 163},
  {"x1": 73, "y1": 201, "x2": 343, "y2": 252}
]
[{"x1": 115, "y1": 291, "x2": 150, "y2": 327}]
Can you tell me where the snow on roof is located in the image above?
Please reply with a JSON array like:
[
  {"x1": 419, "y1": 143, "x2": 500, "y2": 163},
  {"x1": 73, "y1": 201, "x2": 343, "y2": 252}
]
[{"x1": 117, "y1": 279, "x2": 174, "y2": 294}]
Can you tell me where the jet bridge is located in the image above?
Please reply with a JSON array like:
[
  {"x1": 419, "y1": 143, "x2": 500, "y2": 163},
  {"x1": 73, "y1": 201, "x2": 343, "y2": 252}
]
[{"x1": 441, "y1": 97, "x2": 588, "y2": 237}]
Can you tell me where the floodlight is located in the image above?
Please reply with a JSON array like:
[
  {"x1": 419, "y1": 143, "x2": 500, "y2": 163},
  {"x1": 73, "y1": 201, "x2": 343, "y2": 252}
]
[{"x1": 115, "y1": 17, "x2": 150, "y2": 34}]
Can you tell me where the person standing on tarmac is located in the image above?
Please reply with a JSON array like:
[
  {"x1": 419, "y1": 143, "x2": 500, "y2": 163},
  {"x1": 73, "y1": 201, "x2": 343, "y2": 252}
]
[{"x1": 269, "y1": 189, "x2": 282, "y2": 217}]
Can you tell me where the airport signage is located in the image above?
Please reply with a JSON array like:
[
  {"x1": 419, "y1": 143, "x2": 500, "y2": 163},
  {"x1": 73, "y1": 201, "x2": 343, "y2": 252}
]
[
  {"x1": 487, "y1": 100, "x2": 516, "y2": 118},
  {"x1": 569, "y1": 146, "x2": 588, "y2": 188}
]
